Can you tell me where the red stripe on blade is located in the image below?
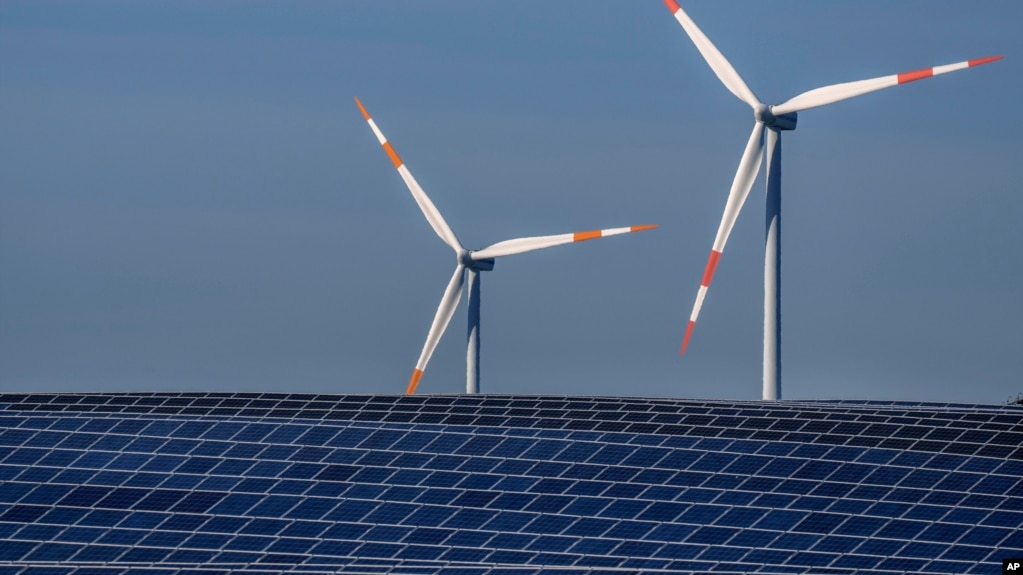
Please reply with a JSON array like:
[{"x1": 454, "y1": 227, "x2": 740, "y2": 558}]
[
  {"x1": 664, "y1": 0, "x2": 681, "y2": 12},
  {"x1": 680, "y1": 320, "x2": 696, "y2": 356},
  {"x1": 701, "y1": 250, "x2": 722, "y2": 287},
  {"x1": 630, "y1": 224, "x2": 658, "y2": 233},
  {"x1": 383, "y1": 142, "x2": 403, "y2": 169},
  {"x1": 897, "y1": 67, "x2": 934, "y2": 84},
  {"x1": 573, "y1": 230, "x2": 602, "y2": 242}
]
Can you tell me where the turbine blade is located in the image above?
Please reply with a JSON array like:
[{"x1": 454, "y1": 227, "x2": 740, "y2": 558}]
[
  {"x1": 772, "y1": 55, "x2": 1002, "y2": 116},
  {"x1": 682, "y1": 122, "x2": 765, "y2": 355},
  {"x1": 662, "y1": 0, "x2": 761, "y2": 108},
  {"x1": 471, "y1": 225, "x2": 657, "y2": 260},
  {"x1": 408, "y1": 264, "x2": 466, "y2": 395},
  {"x1": 356, "y1": 97, "x2": 463, "y2": 252}
]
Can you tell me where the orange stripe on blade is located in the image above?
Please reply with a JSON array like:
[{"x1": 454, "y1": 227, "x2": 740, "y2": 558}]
[
  {"x1": 680, "y1": 320, "x2": 696, "y2": 356},
  {"x1": 630, "y1": 224, "x2": 658, "y2": 233},
  {"x1": 897, "y1": 67, "x2": 934, "y2": 84},
  {"x1": 383, "y1": 142, "x2": 403, "y2": 168},
  {"x1": 969, "y1": 55, "x2": 1003, "y2": 67},
  {"x1": 701, "y1": 250, "x2": 722, "y2": 287},
  {"x1": 355, "y1": 97, "x2": 371, "y2": 121},
  {"x1": 664, "y1": 0, "x2": 681, "y2": 12},
  {"x1": 573, "y1": 230, "x2": 603, "y2": 242},
  {"x1": 406, "y1": 369, "x2": 424, "y2": 395}
]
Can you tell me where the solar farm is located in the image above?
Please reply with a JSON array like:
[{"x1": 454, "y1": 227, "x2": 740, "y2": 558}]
[{"x1": 0, "y1": 393, "x2": 1020, "y2": 574}]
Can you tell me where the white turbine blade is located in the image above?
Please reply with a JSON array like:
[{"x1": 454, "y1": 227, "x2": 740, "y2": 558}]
[
  {"x1": 471, "y1": 225, "x2": 657, "y2": 260},
  {"x1": 356, "y1": 98, "x2": 463, "y2": 252},
  {"x1": 408, "y1": 264, "x2": 466, "y2": 395},
  {"x1": 772, "y1": 56, "x2": 1002, "y2": 116},
  {"x1": 663, "y1": 0, "x2": 761, "y2": 108},
  {"x1": 682, "y1": 122, "x2": 765, "y2": 356}
]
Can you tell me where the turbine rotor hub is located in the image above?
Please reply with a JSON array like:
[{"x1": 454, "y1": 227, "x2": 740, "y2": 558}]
[
  {"x1": 755, "y1": 104, "x2": 798, "y2": 131},
  {"x1": 459, "y1": 250, "x2": 494, "y2": 272}
]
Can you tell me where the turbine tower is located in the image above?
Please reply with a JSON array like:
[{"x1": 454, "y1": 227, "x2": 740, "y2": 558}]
[
  {"x1": 663, "y1": 0, "x2": 1001, "y2": 400},
  {"x1": 356, "y1": 98, "x2": 657, "y2": 395}
]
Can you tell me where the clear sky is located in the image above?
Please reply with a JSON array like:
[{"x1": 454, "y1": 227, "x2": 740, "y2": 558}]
[{"x1": 2, "y1": 1, "x2": 1021, "y2": 403}]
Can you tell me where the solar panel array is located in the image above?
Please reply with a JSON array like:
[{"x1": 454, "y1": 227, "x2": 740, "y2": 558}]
[{"x1": 0, "y1": 393, "x2": 1020, "y2": 574}]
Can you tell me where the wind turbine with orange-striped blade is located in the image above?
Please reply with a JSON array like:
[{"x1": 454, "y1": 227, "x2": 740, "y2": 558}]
[
  {"x1": 356, "y1": 98, "x2": 657, "y2": 395},
  {"x1": 663, "y1": 0, "x2": 1001, "y2": 400}
]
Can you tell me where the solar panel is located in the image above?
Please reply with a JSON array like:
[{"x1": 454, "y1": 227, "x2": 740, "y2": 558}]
[{"x1": 0, "y1": 392, "x2": 1019, "y2": 574}]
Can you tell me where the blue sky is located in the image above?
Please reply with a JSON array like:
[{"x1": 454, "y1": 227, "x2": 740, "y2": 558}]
[{"x1": 1, "y1": 1, "x2": 1020, "y2": 403}]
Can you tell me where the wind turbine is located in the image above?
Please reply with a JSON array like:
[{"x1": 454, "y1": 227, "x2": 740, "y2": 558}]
[
  {"x1": 663, "y1": 1, "x2": 1001, "y2": 400},
  {"x1": 356, "y1": 98, "x2": 657, "y2": 395}
]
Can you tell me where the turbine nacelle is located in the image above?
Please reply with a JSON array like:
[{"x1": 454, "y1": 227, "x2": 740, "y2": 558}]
[
  {"x1": 755, "y1": 104, "x2": 798, "y2": 131},
  {"x1": 459, "y1": 250, "x2": 495, "y2": 272}
]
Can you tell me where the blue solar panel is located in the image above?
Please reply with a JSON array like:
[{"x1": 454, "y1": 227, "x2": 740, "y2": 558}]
[{"x1": 0, "y1": 392, "x2": 1020, "y2": 574}]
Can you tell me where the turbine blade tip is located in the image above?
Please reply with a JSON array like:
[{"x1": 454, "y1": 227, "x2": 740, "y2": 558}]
[
  {"x1": 680, "y1": 321, "x2": 696, "y2": 356},
  {"x1": 355, "y1": 97, "x2": 371, "y2": 120},
  {"x1": 406, "y1": 369, "x2": 424, "y2": 395},
  {"x1": 631, "y1": 224, "x2": 658, "y2": 232},
  {"x1": 663, "y1": 0, "x2": 681, "y2": 12},
  {"x1": 969, "y1": 55, "x2": 1003, "y2": 67}
]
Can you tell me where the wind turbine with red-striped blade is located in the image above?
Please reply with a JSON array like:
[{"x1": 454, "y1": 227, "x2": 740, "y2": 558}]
[
  {"x1": 663, "y1": 0, "x2": 1001, "y2": 400},
  {"x1": 356, "y1": 98, "x2": 657, "y2": 395}
]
